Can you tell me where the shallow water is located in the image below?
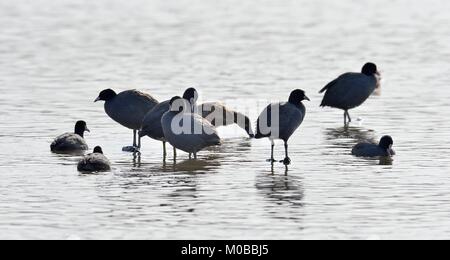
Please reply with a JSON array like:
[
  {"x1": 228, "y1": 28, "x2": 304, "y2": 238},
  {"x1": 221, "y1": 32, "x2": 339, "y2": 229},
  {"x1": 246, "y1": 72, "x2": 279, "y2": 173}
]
[{"x1": 1, "y1": 0, "x2": 450, "y2": 239}]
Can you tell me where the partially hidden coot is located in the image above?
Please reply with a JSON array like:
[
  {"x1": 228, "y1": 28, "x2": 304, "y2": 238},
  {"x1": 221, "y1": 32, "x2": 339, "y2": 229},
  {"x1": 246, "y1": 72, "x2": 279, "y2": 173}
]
[
  {"x1": 77, "y1": 146, "x2": 111, "y2": 172},
  {"x1": 161, "y1": 96, "x2": 221, "y2": 159},
  {"x1": 183, "y1": 88, "x2": 255, "y2": 138},
  {"x1": 139, "y1": 100, "x2": 173, "y2": 158},
  {"x1": 140, "y1": 87, "x2": 254, "y2": 159}
]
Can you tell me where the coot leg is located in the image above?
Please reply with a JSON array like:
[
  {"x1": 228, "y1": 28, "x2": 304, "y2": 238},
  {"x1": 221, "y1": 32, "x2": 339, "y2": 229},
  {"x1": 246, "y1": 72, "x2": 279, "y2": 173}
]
[
  {"x1": 163, "y1": 141, "x2": 167, "y2": 158},
  {"x1": 280, "y1": 141, "x2": 291, "y2": 165},
  {"x1": 344, "y1": 110, "x2": 352, "y2": 125},
  {"x1": 122, "y1": 130, "x2": 140, "y2": 153},
  {"x1": 266, "y1": 140, "x2": 276, "y2": 163}
]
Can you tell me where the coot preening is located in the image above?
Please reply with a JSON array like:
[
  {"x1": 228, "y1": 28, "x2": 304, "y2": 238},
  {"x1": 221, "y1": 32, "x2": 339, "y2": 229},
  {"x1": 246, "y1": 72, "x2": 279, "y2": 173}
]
[
  {"x1": 183, "y1": 88, "x2": 254, "y2": 138},
  {"x1": 161, "y1": 96, "x2": 221, "y2": 159}
]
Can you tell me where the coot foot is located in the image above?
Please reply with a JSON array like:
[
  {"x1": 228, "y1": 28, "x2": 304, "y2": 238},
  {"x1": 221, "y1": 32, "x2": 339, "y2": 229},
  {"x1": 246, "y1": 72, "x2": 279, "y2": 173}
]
[{"x1": 280, "y1": 157, "x2": 291, "y2": 165}]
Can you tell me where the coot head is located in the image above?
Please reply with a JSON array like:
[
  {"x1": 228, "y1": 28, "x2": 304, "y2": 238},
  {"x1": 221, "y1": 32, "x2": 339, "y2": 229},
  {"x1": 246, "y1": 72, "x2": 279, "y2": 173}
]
[
  {"x1": 362, "y1": 62, "x2": 380, "y2": 76},
  {"x1": 75, "y1": 121, "x2": 90, "y2": 137},
  {"x1": 183, "y1": 87, "x2": 199, "y2": 111},
  {"x1": 288, "y1": 89, "x2": 310, "y2": 105},
  {"x1": 93, "y1": 146, "x2": 104, "y2": 154},
  {"x1": 379, "y1": 135, "x2": 394, "y2": 150},
  {"x1": 95, "y1": 89, "x2": 117, "y2": 102}
]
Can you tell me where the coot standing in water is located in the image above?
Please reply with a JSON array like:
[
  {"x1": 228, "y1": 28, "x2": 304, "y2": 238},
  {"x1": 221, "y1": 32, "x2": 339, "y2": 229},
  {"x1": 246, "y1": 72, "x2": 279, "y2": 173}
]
[
  {"x1": 161, "y1": 96, "x2": 221, "y2": 159},
  {"x1": 255, "y1": 89, "x2": 310, "y2": 165},
  {"x1": 319, "y1": 63, "x2": 381, "y2": 125},
  {"x1": 95, "y1": 89, "x2": 158, "y2": 153}
]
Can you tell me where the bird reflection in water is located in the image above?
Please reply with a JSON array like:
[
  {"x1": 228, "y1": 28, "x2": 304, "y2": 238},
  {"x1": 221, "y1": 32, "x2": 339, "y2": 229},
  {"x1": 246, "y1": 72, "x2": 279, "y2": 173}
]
[
  {"x1": 270, "y1": 164, "x2": 289, "y2": 176},
  {"x1": 326, "y1": 126, "x2": 376, "y2": 143},
  {"x1": 256, "y1": 170, "x2": 304, "y2": 208},
  {"x1": 132, "y1": 152, "x2": 141, "y2": 168},
  {"x1": 325, "y1": 126, "x2": 394, "y2": 165},
  {"x1": 162, "y1": 156, "x2": 222, "y2": 174},
  {"x1": 379, "y1": 156, "x2": 393, "y2": 166},
  {"x1": 325, "y1": 126, "x2": 377, "y2": 149}
]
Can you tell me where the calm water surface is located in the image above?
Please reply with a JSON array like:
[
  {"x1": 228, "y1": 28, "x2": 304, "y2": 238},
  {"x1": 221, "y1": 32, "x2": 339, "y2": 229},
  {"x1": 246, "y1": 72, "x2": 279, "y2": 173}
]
[{"x1": 1, "y1": 0, "x2": 450, "y2": 239}]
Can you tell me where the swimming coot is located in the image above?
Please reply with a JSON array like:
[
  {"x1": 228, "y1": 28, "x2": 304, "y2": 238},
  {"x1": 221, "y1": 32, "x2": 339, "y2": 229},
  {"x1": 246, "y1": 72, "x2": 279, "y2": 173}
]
[
  {"x1": 352, "y1": 136, "x2": 395, "y2": 157},
  {"x1": 77, "y1": 146, "x2": 111, "y2": 172},
  {"x1": 50, "y1": 121, "x2": 90, "y2": 154}
]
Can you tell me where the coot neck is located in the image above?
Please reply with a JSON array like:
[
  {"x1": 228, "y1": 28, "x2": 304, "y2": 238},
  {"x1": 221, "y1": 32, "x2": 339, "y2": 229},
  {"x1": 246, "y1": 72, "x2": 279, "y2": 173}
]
[{"x1": 75, "y1": 128, "x2": 85, "y2": 138}]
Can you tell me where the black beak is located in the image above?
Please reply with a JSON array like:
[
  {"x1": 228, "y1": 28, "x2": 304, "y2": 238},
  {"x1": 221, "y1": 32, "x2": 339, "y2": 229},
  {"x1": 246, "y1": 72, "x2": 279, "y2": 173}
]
[
  {"x1": 94, "y1": 97, "x2": 100, "y2": 102},
  {"x1": 304, "y1": 96, "x2": 311, "y2": 101}
]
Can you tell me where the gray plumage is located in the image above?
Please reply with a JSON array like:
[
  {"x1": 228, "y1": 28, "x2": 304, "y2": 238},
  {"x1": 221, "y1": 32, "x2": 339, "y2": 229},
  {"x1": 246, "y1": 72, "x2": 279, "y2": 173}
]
[
  {"x1": 351, "y1": 143, "x2": 394, "y2": 157},
  {"x1": 95, "y1": 89, "x2": 159, "y2": 151},
  {"x1": 320, "y1": 63, "x2": 380, "y2": 124},
  {"x1": 51, "y1": 133, "x2": 88, "y2": 153},
  {"x1": 140, "y1": 100, "x2": 170, "y2": 142},
  {"x1": 77, "y1": 147, "x2": 111, "y2": 172},
  {"x1": 183, "y1": 88, "x2": 254, "y2": 137},
  {"x1": 161, "y1": 98, "x2": 221, "y2": 157},
  {"x1": 139, "y1": 100, "x2": 175, "y2": 158},
  {"x1": 198, "y1": 101, "x2": 254, "y2": 137},
  {"x1": 255, "y1": 89, "x2": 309, "y2": 165},
  {"x1": 255, "y1": 102, "x2": 306, "y2": 142},
  {"x1": 320, "y1": 73, "x2": 377, "y2": 109},
  {"x1": 352, "y1": 136, "x2": 395, "y2": 157},
  {"x1": 50, "y1": 121, "x2": 89, "y2": 154},
  {"x1": 102, "y1": 90, "x2": 158, "y2": 130},
  {"x1": 141, "y1": 101, "x2": 252, "y2": 149}
]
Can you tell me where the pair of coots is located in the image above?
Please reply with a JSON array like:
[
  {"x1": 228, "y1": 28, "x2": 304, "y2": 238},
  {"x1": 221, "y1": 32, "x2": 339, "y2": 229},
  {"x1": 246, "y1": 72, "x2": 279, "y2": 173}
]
[
  {"x1": 319, "y1": 62, "x2": 395, "y2": 158},
  {"x1": 255, "y1": 62, "x2": 394, "y2": 163},
  {"x1": 51, "y1": 121, "x2": 111, "y2": 172}
]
